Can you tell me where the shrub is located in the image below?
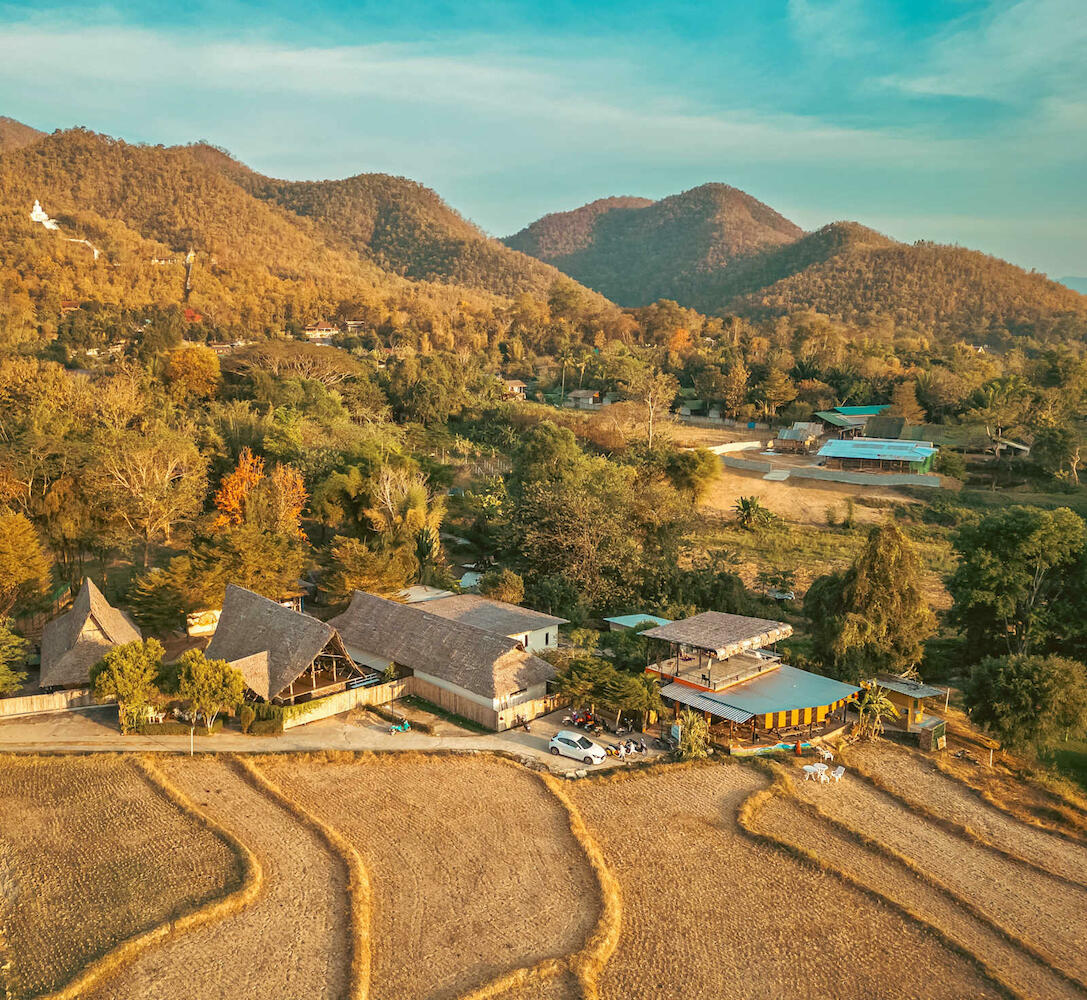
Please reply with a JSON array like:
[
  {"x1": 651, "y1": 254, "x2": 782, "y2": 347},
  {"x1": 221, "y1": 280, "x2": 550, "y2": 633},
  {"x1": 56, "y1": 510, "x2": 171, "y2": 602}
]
[
  {"x1": 248, "y1": 718, "x2": 283, "y2": 736},
  {"x1": 135, "y1": 719, "x2": 224, "y2": 736},
  {"x1": 239, "y1": 704, "x2": 256, "y2": 734}
]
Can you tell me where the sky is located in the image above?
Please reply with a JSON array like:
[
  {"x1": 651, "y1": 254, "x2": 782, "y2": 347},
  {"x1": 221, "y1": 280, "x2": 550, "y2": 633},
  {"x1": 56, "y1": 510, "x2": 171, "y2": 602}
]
[{"x1": 0, "y1": 0, "x2": 1084, "y2": 277}]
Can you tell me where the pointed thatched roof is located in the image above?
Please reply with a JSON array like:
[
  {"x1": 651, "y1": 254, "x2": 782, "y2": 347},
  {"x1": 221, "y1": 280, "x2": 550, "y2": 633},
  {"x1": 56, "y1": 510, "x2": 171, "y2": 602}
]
[
  {"x1": 421, "y1": 595, "x2": 567, "y2": 637},
  {"x1": 39, "y1": 579, "x2": 142, "y2": 688},
  {"x1": 205, "y1": 585, "x2": 349, "y2": 701},
  {"x1": 330, "y1": 591, "x2": 555, "y2": 701}
]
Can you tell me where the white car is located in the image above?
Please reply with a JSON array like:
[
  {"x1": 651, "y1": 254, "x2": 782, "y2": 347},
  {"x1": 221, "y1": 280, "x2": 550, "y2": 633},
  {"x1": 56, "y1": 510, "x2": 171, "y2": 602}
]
[{"x1": 549, "y1": 730, "x2": 607, "y2": 765}]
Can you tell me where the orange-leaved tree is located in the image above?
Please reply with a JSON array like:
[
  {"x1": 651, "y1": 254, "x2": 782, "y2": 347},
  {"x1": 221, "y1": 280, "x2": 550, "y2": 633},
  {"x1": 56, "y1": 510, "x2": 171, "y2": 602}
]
[{"x1": 213, "y1": 447, "x2": 265, "y2": 528}]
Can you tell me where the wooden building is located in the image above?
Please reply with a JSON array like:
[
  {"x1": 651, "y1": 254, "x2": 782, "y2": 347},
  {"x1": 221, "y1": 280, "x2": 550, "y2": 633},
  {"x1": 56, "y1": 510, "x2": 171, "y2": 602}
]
[
  {"x1": 873, "y1": 674, "x2": 947, "y2": 746},
  {"x1": 641, "y1": 612, "x2": 860, "y2": 753},
  {"x1": 775, "y1": 421, "x2": 821, "y2": 454},
  {"x1": 39, "y1": 579, "x2": 142, "y2": 691},
  {"x1": 205, "y1": 585, "x2": 369, "y2": 705},
  {"x1": 331, "y1": 590, "x2": 559, "y2": 730}
]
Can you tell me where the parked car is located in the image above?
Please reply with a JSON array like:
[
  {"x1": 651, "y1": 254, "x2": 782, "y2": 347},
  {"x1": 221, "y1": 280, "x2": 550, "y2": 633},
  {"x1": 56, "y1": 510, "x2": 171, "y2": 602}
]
[{"x1": 549, "y1": 730, "x2": 607, "y2": 765}]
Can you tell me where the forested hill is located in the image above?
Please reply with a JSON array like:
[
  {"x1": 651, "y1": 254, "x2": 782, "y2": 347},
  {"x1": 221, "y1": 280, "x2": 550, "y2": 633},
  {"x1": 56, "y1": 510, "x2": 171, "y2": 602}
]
[
  {"x1": 508, "y1": 188, "x2": 1087, "y2": 339},
  {"x1": 230, "y1": 166, "x2": 585, "y2": 300},
  {"x1": 731, "y1": 225, "x2": 1087, "y2": 339},
  {"x1": 505, "y1": 183, "x2": 803, "y2": 307},
  {"x1": 0, "y1": 116, "x2": 45, "y2": 153},
  {"x1": 0, "y1": 126, "x2": 613, "y2": 344}
]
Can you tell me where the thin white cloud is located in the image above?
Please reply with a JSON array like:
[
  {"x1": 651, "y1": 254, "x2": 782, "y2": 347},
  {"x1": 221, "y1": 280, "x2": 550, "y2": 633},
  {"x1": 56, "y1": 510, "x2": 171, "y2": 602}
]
[
  {"x1": 0, "y1": 20, "x2": 976, "y2": 173},
  {"x1": 786, "y1": 0, "x2": 876, "y2": 57},
  {"x1": 882, "y1": 0, "x2": 1087, "y2": 103}
]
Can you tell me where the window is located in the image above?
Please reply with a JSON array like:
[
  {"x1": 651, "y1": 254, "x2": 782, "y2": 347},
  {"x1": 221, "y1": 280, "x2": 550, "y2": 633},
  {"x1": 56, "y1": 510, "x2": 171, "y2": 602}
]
[{"x1": 545, "y1": 631, "x2": 550, "y2": 646}]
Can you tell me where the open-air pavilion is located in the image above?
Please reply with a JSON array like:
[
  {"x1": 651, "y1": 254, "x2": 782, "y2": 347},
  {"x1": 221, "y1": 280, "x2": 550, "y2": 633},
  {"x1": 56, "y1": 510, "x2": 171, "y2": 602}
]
[
  {"x1": 205, "y1": 585, "x2": 373, "y2": 705},
  {"x1": 641, "y1": 612, "x2": 861, "y2": 752}
]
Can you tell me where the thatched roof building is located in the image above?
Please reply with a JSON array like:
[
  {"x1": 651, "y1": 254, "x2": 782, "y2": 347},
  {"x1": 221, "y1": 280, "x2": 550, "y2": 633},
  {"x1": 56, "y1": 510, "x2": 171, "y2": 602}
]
[
  {"x1": 205, "y1": 585, "x2": 360, "y2": 703},
  {"x1": 39, "y1": 579, "x2": 142, "y2": 689},
  {"x1": 330, "y1": 590, "x2": 556, "y2": 706},
  {"x1": 640, "y1": 612, "x2": 793, "y2": 660}
]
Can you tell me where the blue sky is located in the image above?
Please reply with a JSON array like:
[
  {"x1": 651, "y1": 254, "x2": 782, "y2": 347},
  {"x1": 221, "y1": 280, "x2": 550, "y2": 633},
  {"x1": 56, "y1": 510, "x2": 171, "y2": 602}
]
[{"x1": 1, "y1": 0, "x2": 1084, "y2": 277}]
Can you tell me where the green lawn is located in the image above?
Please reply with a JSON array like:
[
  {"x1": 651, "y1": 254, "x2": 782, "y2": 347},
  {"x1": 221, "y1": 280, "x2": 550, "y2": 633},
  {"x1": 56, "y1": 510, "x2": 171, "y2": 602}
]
[{"x1": 1048, "y1": 739, "x2": 1087, "y2": 793}]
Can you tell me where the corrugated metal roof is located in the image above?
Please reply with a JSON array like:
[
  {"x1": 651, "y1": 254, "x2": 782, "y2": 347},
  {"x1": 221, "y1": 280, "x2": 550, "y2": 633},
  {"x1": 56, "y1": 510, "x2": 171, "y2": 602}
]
[
  {"x1": 660, "y1": 682, "x2": 753, "y2": 723},
  {"x1": 874, "y1": 675, "x2": 945, "y2": 699},
  {"x1": 604, "y1": 613, "x2": 673, "y2": 628},
  {"x1": 818, "y1": 438, "x2": 937, "y2": 462},
  {"x1": 777, "y1": 427, "x2": 815, "y2": 441},
  {"x1": 713, "y1": 663, "x2": 861, "y2": 716},
  {"x1": 814, "y1": 410, "x2": 855, "y2": 428},
  {"x1": 835, "y1": 405, "x2": 890, "y2": 416}
]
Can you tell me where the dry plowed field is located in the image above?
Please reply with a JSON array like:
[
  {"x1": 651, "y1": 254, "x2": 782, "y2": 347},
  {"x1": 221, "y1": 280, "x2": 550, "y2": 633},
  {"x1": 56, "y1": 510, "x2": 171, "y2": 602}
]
[
  {"x1": 260, "y1": 752, "x2": 598, "y2": 1000},
  {"x1": 6, "y1": 746, "x2": 1087, "y2": 1000},
  {"x1": 791, "y1": 766, "x2": 1087, "y2": 985},
  {"x1": 845, "y1": 741, "x2": 1087, "y2": 884},
  {"x1": 757, "y1": 791, "x2": 1082, "y2": 1000},
  {"x1": 81, "y1": 756, "x2": 352, "y2": 1000},
  {"x1": 571, "y1": 763, "x2": 1003, "y2": 1000},
  {"x1": 0, "y1": 755, "x2": 237, "y2": 1000}
]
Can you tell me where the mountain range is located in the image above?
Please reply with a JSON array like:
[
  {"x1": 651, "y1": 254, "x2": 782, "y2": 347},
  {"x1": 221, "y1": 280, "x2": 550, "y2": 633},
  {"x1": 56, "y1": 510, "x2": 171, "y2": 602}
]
[
  {"x1": 505, "y1": 184, "x2": 1087, "y2": 337},
  {"x1": 1, "y1": 118, "x2": 1084, "y2": 341}
]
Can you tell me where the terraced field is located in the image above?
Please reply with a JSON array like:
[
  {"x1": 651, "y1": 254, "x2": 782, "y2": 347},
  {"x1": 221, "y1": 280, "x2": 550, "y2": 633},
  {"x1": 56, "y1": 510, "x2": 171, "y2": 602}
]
[
  {"x1": 571, "y1": 763, "x2": 1003, "y2": 1000},
  {"x1": 260, "y1": 753, "x2": 599, "y2": 1000},
  {"x1": 0, "y1": 755, "x2": 238, "y2": 1000},
  {"x1": 5, "y1": 745, "x2": 1086, "y2": 1000}
]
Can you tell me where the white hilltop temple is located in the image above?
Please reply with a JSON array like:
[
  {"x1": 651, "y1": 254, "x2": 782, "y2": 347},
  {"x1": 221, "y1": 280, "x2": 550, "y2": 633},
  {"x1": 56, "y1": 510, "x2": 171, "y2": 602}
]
[{"x1": 30, "y1": 200, "x2": 60, "y2": 231}]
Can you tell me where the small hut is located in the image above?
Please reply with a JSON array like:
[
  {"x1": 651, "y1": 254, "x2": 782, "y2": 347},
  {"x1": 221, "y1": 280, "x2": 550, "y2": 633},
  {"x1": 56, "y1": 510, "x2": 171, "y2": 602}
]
[
  {"x1": 39, "y1": 579, "x2": 141, "y2": 691},
  {"x1": 775, "y1": 421, "x2": 821, "y2": 454},
  {"x1": 205, "y1": 585, "x2": 365, "y2": 704}
]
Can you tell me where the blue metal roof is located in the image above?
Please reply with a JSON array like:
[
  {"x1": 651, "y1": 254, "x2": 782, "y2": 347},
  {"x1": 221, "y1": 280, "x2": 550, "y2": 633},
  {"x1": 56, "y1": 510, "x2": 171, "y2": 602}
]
[
  {"x1": 818, "y1": 438, "x2": 937, "y2": 463},
  {"x1": 661, "y1": 664, "x2": 859, "y2": 720},
  {"x1": 834, "y1": 405, "x2": 890, "y2": 416},
  {"x1": 660, "y1": 682, "x2": 753, "y2": 723},
  {"x1": 604, "y1": 613, "x2": 673, "y2": 628},
  {"x1": 713, "y1": 664, "x2": 860, "y2": 716}
]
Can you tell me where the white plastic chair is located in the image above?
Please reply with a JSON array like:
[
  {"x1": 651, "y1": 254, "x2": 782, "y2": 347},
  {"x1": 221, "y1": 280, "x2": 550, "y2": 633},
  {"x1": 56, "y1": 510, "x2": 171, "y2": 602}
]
[{"x1": 830, "y1": 765, "x2": 845, "y2": 783}]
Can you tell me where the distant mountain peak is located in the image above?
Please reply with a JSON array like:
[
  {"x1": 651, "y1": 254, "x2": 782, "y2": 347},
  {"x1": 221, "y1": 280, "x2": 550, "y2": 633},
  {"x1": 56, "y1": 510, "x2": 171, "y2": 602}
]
[
  {"x1": 504, "y1": 182, "x2": 802, "y2": 307},
  {"x1": 0, "y1": 116, "x2": 47, "y2": 153}
]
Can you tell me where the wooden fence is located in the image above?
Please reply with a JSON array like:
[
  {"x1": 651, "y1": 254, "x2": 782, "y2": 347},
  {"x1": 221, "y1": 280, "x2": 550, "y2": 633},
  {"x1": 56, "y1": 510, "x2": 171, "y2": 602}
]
[
  {"x1": 280, "y1": 678, "x2": 410, "y2": 730},
  {"x1": 0, "y1": 688, "x2": 101, "y2": 718}
]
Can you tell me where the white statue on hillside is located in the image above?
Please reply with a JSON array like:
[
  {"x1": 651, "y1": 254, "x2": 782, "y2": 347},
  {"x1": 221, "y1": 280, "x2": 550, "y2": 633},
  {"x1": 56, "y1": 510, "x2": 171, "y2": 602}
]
[{"x1": 30, "y1": 199, "x2": 60, "y2": 230}]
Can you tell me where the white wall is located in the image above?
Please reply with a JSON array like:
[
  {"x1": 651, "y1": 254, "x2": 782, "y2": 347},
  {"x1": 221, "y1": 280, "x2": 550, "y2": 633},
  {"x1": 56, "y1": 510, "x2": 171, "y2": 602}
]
[{"x1": 523, "y1": 625, "x2": 559, "y2": 653}]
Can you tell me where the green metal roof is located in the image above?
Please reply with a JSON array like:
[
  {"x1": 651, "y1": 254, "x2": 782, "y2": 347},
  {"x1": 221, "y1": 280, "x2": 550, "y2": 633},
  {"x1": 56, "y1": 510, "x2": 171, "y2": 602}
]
[
  {"x1": 814, "y1": 410, "x2": 853, "y2": 428},
  {"x1": 604, "y1": 613, "x2": 673, "y2": 629}
]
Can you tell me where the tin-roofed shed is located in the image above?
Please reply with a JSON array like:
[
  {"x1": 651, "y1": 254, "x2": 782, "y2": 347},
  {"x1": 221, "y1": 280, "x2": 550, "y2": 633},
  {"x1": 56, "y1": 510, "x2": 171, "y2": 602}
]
[{"x1": 818, "y1": 437, "x2": 937, "y2": 474}]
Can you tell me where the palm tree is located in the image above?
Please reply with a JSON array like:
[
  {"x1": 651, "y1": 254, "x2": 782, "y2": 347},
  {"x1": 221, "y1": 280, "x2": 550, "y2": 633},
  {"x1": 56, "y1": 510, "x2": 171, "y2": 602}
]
[
  {"x1": 733, "y1": 496, "x2": 775, "y2": 531},
  {"x1": 855, "y1": 684, "x2": 900, "y2": 740}
]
